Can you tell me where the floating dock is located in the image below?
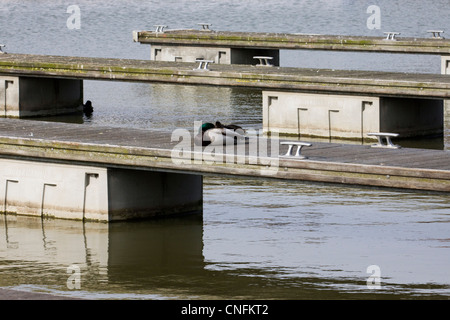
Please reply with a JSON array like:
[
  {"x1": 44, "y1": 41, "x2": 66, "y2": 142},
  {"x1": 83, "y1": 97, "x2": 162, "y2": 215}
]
[
  {"x1": 0, "y1": 118, "x2": 448, "y2": 193},
  {"x1": 0, "y1": 53, "x2": 448, "y2": 98},
  {"x1": 134, "y1": 29, "x2": 450, "y2": 55},
  {"x1": 0, "y1": 53, "x2": 447, "y2": 141}
]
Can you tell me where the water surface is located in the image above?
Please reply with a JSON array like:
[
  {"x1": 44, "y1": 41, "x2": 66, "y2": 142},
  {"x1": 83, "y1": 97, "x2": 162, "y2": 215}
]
[{"x1": 0, "y1": 0, "x2": 449, "y2": 299}]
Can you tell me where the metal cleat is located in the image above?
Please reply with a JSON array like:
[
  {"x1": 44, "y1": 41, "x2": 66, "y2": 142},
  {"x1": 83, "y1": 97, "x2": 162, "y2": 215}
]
[
  {"x1": 154, "y1": 25, "x2": 168, "y2": 33},
  {"x1": 253, "y1": 56, "x2": 273, "y2": 66},
  {"x1": 194, "y1": 59, "x2": 214, "y2": 71},
  {"x1": 198, "y1": 23, "x2": 212, "y2": 31},
  {"x1": 383, "y1": 32, "x2": 401, "y2": 41},
  {"x1": 367, "y1": 132, "x2": 401, "y2": 149},
  {"x1": 427, "y1": 30, "x2": 445, "y2": 39},
  {"x1": 0, "y1": 44, "x2": 6, "y2": 54},
  {"x1": 280, "y1": 141, "x2": 312, "y2": 159}
]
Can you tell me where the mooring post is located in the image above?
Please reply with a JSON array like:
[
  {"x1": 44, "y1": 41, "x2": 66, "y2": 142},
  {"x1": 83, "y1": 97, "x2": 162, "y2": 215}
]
[
  {"x1": 253, "y1": 56, "x2": 274, "y2": 67},
  {"x1": 428, "y1": 30, "x2": 445, "y2": 39},
  {"x1": 198, "y1": 23, "x2": 212, "y2": 31},
  {"x1": 280, "y1": 141, "x2": 312, "y2": 159},
  {"x1": 194, "y1": 59, "x2": 214, "y2": 71},
  {"x1": 383, "y1": 32, "x2": 401, "y2": 40},
  {"x1": 154, "y1": 25, "x2": 168, "y2": 33},
  {"x1": 367, "y1": 132, "x2": 401, "y2": 149}
]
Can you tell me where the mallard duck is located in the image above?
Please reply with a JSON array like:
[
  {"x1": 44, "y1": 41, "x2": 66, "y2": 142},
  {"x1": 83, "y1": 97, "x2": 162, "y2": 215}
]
[
  {"x1": 194, "y1": 122, "x2": 247, "y2": 146},
  {"x1": 214, "y1": 121, "x2": 244, "y2": 132},
  {"x1": 83, "y1": 100, "x2": 93, "y2": 115}
]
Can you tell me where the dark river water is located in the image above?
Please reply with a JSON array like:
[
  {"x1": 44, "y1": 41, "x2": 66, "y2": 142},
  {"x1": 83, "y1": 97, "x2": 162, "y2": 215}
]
[{"x1": 0, "y1": 0, "x2": 449, "y2": 300}]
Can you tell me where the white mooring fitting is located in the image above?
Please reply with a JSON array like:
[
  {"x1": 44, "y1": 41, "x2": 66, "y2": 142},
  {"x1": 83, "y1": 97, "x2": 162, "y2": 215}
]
[
  {"x1": 367, "y1": 132, "x2": 401, "y2": 149},
  {"x1": 198, "y1": 23, "x2": 212, "y2": 31},
  {"x1": 194, "y1": 59, "x2": 214, "y2": 71},
  {"x1": 427, "y1": 30, "x2": 445, "y2": 39},
  {"x1": 280, "y1": 141, "x2": 312, "y2": 159},
  {"x1": 0, "y1": 44, "x2": 6, "y2": 54},
  {"x1": 253, "y1": 56, "x2": 274, "y2": 66},
  {"x1": 154, "y1": 25, "x2": 168, "y2": 33},
  {"x1": 383, "y1": 32, "x2": 401, "y2": 41}
]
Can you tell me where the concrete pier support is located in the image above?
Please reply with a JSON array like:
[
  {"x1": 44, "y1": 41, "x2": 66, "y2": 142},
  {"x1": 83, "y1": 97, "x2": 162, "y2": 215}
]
[
  {"x1": 442, "y1": 55, "x2": 450, "y2": 150},
  {"x1": 150, "y1": 44, "x2": 280, "y2": 66},
  {"x1": 0, "y1": 159, "x2": 202, "y2": 222},
  {"x1": 0, "y1": 76, "x2": 83, "y2": 118},
  {"x1": 263, "y1": 91, "x2": 443, "y2": 141}
]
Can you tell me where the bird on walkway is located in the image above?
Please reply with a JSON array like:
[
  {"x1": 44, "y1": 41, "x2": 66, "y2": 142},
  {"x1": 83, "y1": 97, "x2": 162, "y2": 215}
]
[
  {"x1": 83, "y1": 100, "x2": 93, "y2": 116},
  {"x1": 194, "y1": 122, "x2": 247, "y2": 146},
  {"x1": 214, "y1": 121, "x2": 244, "y2": 132}
]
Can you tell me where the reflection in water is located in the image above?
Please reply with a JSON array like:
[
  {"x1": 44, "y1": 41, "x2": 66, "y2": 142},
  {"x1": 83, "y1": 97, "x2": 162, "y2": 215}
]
[
  {"x1": 1, "y1": 0, "x2": 450, "y2": 300},
  {"x1": 1, "y1": 177, "x2": 450, "y2": 299},
  {"x1": 80, "y1": 82, "x2": 263, "y2": 132},
  {"x1": 30, "y1": 82, "x2": 448, "y2": 150}
]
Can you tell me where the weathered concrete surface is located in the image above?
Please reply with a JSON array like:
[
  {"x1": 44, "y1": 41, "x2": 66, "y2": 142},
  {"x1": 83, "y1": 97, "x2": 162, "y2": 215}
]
[
  {"x1": 442, "y1": 55, "x2": 450, "y2": 150},
  {"x1": 0, "y1": 158, "x2": 202, "y2": 222},
  {"x1": 134, "y1": 29, "x2": 450, "y2": 55},
  {"x1": 263, "y1": 91, "x2": 443, "y2": 139},
  {"x1": 442, "y1": 55, "x2": 450, "y2": 75},
  {"x1": 264, "y1": 92, "x2": 380, "y2": 139},
  {"x1": 150, "y1": 44, "x2": 280, "y2": 65},
  {"x1": 0, "y1": 159, "x2": 108, "y2": 220},
  {"x1": 0, "y1": 76, "x2": 82, "y2": 117},
  {"x1": 0, "y1": 54, "x2": 448, "y2": 99}
]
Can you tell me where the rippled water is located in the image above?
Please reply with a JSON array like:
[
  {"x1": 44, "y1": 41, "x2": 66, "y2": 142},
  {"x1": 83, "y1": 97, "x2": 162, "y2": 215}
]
[
  {"x1": 1, "y1": 178, "x2": 450, "y2": 299},
  {"x1": 0, "y1": 0, "x2": 449, "y2": 299}
]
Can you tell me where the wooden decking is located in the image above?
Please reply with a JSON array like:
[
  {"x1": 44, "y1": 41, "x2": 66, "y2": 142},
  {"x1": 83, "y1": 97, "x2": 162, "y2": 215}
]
[
  {"x1": 0, "y1": 53, "x2": 449, "y2": 98},
  {"x1": 0, "y1": 118, "x2": 449, "y2": 192},
  {"x1": 134, "y1": 29, "x2": 450, "y2": 55}
]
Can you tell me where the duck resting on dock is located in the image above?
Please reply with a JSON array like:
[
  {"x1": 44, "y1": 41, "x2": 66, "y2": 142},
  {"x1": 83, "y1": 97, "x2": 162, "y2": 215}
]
[
  {"x1": 83, "y1": 100, "x2": 93, "y2": 116},
  {"x1": 194, "y1": 122, "x2": 247, "y2": 146},
  {"x1": 214, "y1": 121, "x2": 244, "y2": 131}
]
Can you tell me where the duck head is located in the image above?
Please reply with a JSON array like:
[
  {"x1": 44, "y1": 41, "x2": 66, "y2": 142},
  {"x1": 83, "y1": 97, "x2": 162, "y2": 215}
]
[
  {"x1": 194, "y1": 122, "x2": 216, "y2": 146},
  {"x1": 200, "y1": 122, "x2": 215, "y2": 133}
]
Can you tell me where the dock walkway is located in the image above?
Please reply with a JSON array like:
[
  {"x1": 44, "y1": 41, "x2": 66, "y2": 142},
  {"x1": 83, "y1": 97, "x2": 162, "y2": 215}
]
[
  {"x1": 0, "y1": 119, "x2": 449, "y2": 193},
  {"x1": 134, "y1": 29, "x2": 450, "y2": 55},
  {"x1": 0, "y1": 53, "x2": 449, "y2": 99}
]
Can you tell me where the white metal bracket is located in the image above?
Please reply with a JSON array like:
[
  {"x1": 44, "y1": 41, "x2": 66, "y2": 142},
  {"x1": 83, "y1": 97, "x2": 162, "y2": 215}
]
[
  {"x1": 253, "y1": 56, "x2": 273, "y2": 66},
  {"x1": 280, "y1": 141, "x2": 312, "y2": 159},
  {"x1": 367, "y1": 132, "x2": 401, "y2": 149}
]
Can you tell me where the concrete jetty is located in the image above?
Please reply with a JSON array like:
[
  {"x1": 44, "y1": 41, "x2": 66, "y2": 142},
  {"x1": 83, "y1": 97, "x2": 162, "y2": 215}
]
[
  {"x1": 134, "y1": 29, "x2": 450, "y2": 55},
  {"x1": 0, "y1": 54, "x2": 448, "y2": 99},
  {"x1": 133, "y1": 29, "x2": 450, "y2": 68},
  {"x1": 0, "y1": 119, "x2": 449, "y2": 221},
  {"x1": 0, "y1": 53, "x2": 448, "y2": 140},
  {"x1": 132, "y1": 28, "x2": 450, "y2": 140}
]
